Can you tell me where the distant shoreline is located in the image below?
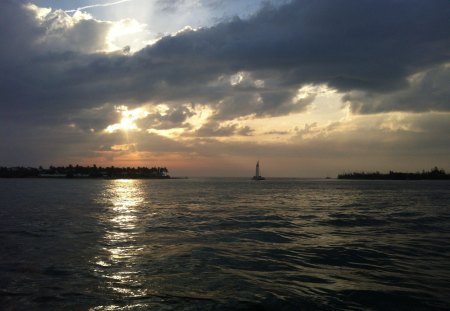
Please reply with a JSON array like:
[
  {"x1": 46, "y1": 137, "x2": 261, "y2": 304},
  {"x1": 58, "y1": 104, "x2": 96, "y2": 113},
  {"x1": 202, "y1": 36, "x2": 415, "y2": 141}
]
[
  {"x1": 0, "y1": 176, "x2": 172, "y2": 180},
  {"x1": 0, "y1": 165, "x2": 171, "y2": 179},
  {"x1": 338, "y1": 167, "x2": 450, "y2": 180}
]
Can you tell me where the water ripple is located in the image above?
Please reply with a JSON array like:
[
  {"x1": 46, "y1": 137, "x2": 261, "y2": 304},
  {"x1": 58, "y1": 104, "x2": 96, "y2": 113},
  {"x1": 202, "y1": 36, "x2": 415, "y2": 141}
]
[{"x1": 1, "y1": 178, "x2": 449, "y2": 310}]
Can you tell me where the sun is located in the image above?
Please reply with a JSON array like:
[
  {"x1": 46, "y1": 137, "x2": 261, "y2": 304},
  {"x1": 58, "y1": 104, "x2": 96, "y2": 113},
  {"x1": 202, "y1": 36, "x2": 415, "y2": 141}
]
[
  {"x1": 105, "y1": 105, "x2": 149, "y2": 133},
  {"x1": 118, "y1": 115, "x2": 138, "y2": 131},
  {"x1": 106, "y1": 18, "x2": 146, "y2": 52}
]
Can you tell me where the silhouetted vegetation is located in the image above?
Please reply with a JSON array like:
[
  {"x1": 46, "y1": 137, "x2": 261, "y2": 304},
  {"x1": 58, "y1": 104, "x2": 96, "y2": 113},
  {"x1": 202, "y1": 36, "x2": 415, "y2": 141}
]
[
  {"x1": 0, "y1": 165, "x2": 170, "y2": 179},
  {"x1": 338, "y1": 167, "x2": 450, "y2": 180}
]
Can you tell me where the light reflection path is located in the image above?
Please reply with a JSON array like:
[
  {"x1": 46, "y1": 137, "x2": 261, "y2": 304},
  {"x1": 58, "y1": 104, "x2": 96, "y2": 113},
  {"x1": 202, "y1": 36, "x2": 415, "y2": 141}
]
[{"x1": 92, "y1": 179, "x2": 149, "y2": 304}]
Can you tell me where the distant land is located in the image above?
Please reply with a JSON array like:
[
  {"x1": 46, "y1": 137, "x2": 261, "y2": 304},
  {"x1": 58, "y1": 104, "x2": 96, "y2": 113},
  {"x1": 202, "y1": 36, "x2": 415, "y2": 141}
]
[
  {"x1": 338, "y1": 167, "x2": 450, "y2": 180},
  {"x1": 0, "y1": 165, "x2": 170, "y2": 179}
]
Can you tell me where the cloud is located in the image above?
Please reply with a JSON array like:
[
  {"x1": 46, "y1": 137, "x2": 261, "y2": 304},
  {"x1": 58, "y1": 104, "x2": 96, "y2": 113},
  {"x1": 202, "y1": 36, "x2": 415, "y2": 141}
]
[
  {"x1": 186, "y1": 111, "x2": 450, "y2": 175},
  {"x1": 264, "y1": 130, "x2": 289, "y2": 135},
  {"x1": 143, "y1": 0, "x2": 450, "y2": 114},
  {"x1": 195, "y1": 121, "x2": 254, "y2": 137},
  {"x1": 344, "y1": 65, "x2": 450, "y2": 114},
  {"x1": 155, "y1": 0, "x2": 190, "y2": 13},
  {"x1": 2, "y1": 0, "x2": 450, "y2": 125},
  {"x1": 135, "y1": 104, "x2": 196, "y2": 130},
  {"x1": 35, "y1": 8, "x2": 111, "y2": 53},
  {"x1": 1, "y1": 0, "x2": 450, "y2": 173}
]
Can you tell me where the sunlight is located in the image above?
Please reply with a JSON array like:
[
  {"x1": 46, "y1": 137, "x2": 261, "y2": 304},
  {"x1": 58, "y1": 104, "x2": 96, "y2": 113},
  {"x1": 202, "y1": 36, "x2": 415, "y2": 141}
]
[
  {"x1": 91, "y1": 179, "x2": 148, "y2": 296},
  {"x1": 111, "y1": 143, "x2": 135, "y2": 151},
  {"x1": 110, "y1": 179, "x2": 144, "y2": 211},
  {"x1": 24, "y1": 3, "x2": 51, "y2": 21},
  {"x1": 147, "y1": 128, "x2": 185, "y2": 138},
  {"x1": 105, "y1": 105, "x2": 149, "y2": 133},
  {"x1": 154, "y1": 104, "x2": 170, "y2": 116},
  {"x1": 106, "y1": 18, "x2": 146, "y2": 52},
  {"x1": 229, "y1": 71, "x2": 264, "y2": 88},
  {"x1": 184, "y1": 105, "x2": 214, "y2": 130},
  {"x1": 145, "y1": 104, "x2": 213, "y2": 138},
  {"x1": 230, "y1": 71, "x2": 245, "y2": 85},
  {"x1": 223, "y1": 85, "x2": 346, "y2": 143}
]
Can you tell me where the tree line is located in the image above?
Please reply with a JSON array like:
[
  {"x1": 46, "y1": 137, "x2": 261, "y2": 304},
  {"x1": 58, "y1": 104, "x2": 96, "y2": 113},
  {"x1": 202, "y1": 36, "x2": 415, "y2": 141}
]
[
  {"x1": 338, "y1": 167, "x2": 450, "y2": 180},
  {"x1": 0, "y1": 165, "x2": 170, "y2": 179}
]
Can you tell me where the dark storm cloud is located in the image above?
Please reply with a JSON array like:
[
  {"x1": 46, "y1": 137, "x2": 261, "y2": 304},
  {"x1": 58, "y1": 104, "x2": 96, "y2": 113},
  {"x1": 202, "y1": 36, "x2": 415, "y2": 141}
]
[
  {"x1": 0, "y1": 1, "x2": 41, "y2": 63},
  {"x1": 67, "y1": 104, "x2": 120, "y2": 131},
  {"x1": 344, "y1": 65, "x2": 450, "y2": 114},
  {"x1": 140, "y1": 0, "x2": 450, "y2": 113},
  {"x1": 147, "y1": 0, "x2": 449, "y2": 87},
  {"x1": 209, "y1": 89, "x2": 315, "y2": 121},
  {"x1": 1, "y1": 0, "x2": 450, "y2": 128}
]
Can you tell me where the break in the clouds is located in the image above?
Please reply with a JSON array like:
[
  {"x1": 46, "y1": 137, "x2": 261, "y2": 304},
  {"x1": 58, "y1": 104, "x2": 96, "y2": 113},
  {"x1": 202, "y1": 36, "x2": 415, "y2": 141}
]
[{"x1": 0, "y1": 0, "x2": 449, "y2": 176}]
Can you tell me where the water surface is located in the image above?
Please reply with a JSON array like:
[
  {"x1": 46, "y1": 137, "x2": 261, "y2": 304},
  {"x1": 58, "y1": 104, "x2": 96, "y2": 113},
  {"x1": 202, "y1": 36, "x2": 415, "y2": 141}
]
[{"x1": 1, "y1": 178, "x2": 449, "y2": 310}]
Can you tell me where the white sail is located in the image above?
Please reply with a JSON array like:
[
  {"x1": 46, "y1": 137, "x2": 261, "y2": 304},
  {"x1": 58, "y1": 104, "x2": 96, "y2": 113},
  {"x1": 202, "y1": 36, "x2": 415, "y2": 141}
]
[{"x1": 252, "y1": 160, "x2": 265, "y2": 180}]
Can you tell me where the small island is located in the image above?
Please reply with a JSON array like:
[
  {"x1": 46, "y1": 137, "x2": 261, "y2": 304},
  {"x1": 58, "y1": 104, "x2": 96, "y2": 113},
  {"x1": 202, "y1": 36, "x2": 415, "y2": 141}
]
[
  {"x1": 338, "y1": 167, "x2": 450, "y2": 180},
  {"x1": 0, "y1": 165, "x2": 170, "y2": 179}
]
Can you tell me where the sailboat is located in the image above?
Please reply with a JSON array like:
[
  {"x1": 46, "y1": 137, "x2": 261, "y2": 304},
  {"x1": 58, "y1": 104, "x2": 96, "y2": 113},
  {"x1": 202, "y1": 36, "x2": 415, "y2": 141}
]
[{"x1": 252, "y1": 160, "x2": 266, "y2": 180}]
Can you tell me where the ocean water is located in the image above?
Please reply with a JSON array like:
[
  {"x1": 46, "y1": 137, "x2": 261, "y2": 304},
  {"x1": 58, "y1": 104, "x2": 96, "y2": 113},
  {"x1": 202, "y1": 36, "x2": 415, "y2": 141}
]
[{"x1": 0, "y1": 178, "x2": 449, "y2": 310}]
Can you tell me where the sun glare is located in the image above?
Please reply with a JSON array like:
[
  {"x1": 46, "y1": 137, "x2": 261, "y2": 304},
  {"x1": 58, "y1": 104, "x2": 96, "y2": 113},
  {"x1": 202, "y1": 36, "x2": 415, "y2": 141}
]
[
  {"x1": 105, "y1": 105, "x2": 149, "y2": 133},
  {"x1": 106, "y1": 18, "x2": 146, "y2": 52}
]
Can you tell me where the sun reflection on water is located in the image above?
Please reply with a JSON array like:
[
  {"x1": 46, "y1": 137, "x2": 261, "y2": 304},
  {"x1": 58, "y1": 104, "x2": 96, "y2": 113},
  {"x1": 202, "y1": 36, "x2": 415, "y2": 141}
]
[
  {"x1": 92, "y1": 179, "x2": 149, "y2": 300},
  {"x1": 111, "y1": 179, "x2": 144, "y2": 210}
]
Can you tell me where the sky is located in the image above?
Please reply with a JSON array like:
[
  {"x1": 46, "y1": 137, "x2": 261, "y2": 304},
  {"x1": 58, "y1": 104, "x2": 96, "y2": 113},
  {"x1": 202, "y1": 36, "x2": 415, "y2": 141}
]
[{"x1": 1, "y1": 0, "x2": 449, "y2": 177}]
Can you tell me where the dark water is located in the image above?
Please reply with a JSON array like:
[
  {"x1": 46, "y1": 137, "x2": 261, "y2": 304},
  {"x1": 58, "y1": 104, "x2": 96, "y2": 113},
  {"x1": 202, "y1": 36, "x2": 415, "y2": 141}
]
[{"x1": 1, "y1": 178, "x2": 449, "y2": 310}]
